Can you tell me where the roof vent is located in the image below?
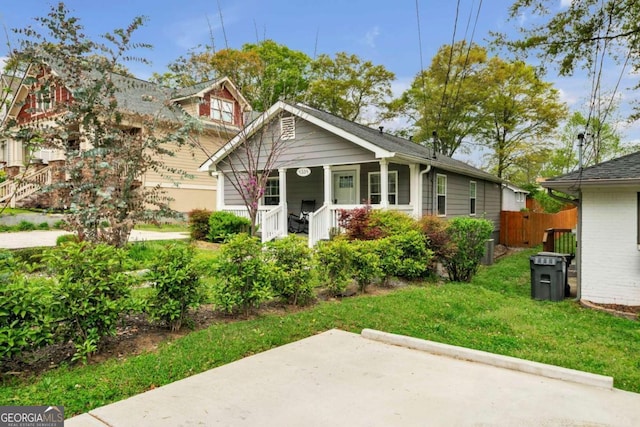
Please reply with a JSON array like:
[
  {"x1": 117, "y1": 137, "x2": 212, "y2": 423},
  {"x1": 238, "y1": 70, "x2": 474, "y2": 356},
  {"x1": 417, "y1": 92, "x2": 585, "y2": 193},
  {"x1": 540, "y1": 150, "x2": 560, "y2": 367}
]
[{"x1": 379, "y1": 126, "x2": 384, "y2": 134}]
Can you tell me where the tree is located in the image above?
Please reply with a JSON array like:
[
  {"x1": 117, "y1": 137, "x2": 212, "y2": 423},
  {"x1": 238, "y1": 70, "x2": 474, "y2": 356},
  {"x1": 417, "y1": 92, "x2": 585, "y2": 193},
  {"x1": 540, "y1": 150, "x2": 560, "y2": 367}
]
[
  {"x1": 3, "y1": 3, "x2": 200, "y2": 247},
  {"x1": 216, "y1": 109, "x2": 293, "y2": 236},
  {"x1": 153, "y1": 40, "x2": 312, "y2": 111},
  {"x1": 541, "y1": 111, "x2": 630, "y2": 178},
  {"x1": 479, "y1": 58, "x2": 567, "y2": 179},
  {"x1": 501, "y1": 0, "x2": 640, "y2": 120},
  {"x1": 306, "y1": 52, "x2": 396, "y2": 124},
  {"x1": 390, "y1": 41, "x2": 490, "y2": 156}
]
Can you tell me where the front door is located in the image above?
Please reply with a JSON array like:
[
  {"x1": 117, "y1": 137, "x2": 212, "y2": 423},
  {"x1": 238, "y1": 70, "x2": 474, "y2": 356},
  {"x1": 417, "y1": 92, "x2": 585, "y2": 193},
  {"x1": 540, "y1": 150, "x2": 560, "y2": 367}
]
[{"x1": 332, "y1": 170, "x2": 357, "y2": 204}]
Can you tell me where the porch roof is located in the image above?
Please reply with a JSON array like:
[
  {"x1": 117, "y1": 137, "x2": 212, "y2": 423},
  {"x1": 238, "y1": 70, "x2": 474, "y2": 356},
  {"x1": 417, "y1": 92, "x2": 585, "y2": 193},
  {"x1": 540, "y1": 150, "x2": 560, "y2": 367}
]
[{"x1": 199, "y1": 101, "x2": 502, "y2": 184}]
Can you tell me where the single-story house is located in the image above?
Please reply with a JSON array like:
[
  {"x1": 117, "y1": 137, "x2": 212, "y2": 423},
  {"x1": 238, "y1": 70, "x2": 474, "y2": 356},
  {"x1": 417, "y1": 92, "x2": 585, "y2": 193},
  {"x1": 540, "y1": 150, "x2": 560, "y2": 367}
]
[
  {"x1": 199, "y1": 101, "x2": 503, "y2": 247},
  {"x1": 0, "y1": 63, "x2": 251, "y2": 212},
  {"x1": 502, "y1": 183, "x2": 529, "y2": 211},
  {"x1": 541, "y1": 150, "x2": 640, "y2": 306}
]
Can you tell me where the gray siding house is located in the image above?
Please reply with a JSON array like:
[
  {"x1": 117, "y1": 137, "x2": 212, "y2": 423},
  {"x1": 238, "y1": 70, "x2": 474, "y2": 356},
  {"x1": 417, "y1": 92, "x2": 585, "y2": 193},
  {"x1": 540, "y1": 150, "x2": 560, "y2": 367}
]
[{"x1": 199, "y1": 101, "x2": 502, "y2": 246}]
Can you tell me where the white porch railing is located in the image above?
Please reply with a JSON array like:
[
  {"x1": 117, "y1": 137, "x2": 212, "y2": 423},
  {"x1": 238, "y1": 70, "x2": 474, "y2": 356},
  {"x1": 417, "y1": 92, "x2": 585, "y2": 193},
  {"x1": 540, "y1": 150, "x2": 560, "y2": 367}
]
[
  {"x1": 308, "y1": 204, "x2": 330, "y2": 248},
  {"x1": 261, "y1": 204, "x2": 285, "y2": 243},
  {"x1": 0, "y1": 166, "x2": 53, "y2": 208},
  {"x1": 224, "y1": 203, "x2": 414, "y2": 248}
]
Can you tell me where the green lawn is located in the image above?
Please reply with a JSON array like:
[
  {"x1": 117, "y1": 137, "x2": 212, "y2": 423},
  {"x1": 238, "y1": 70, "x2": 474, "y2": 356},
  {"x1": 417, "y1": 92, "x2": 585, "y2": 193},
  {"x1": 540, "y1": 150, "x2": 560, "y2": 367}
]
[
  {"x1": 134, "y1": 222, "x2": 189, "y2": 232},
  {"x1": 2, "y1": 247, "x2": 639, "y2": 417}
]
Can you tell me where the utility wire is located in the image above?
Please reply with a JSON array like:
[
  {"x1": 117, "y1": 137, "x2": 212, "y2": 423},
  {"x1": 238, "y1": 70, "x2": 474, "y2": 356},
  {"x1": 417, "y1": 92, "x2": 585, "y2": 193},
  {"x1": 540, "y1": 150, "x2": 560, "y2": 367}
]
[{"x1": 435, "y1": 0, "x2": 462, "y2": 150}]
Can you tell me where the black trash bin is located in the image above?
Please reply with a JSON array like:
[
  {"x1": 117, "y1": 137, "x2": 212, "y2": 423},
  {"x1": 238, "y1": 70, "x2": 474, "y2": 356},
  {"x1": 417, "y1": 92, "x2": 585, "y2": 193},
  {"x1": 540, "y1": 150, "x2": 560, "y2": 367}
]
[{"x1": 530, "y1": 252, "x2": 568, "y2": 301}]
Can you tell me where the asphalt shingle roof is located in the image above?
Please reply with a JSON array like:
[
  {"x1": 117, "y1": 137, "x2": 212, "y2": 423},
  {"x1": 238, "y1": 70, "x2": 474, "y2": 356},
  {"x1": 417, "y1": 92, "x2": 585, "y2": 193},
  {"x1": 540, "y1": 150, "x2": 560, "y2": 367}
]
[
  {"x1": 292, "y1": 103, "x2": 501, "y2": 183},
  {"x1": 544, "y1": 150, "x2": 640, "y2": 184}
]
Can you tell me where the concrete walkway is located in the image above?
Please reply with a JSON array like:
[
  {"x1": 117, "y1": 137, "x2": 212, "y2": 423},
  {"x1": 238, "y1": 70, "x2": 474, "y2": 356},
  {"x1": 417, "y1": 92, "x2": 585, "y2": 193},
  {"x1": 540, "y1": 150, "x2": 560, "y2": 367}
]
[
  {"x1": 0, "y1": 229, "x2": 189, "y2": 249},
  {"x1": 66, "y1": 329, "x2": 640, "y2": 427}
]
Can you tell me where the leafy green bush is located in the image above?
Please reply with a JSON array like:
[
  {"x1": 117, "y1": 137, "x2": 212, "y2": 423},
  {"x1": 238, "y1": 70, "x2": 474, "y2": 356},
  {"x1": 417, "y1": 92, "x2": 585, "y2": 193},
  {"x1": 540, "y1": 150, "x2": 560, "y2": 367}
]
[
  {"x1": 314, "y1": 238, "x2": 356, "y2": 296},
  {"x1": 147, "y1": 244, "x2": 204, "y2": 331},
  {"x1": 368, "y1": 209, "x2": 420, "y2": 236},
  {"x1": 351, "y1": 240, "x2": 382, "y2": 293},
  {"x1": 0, "y1": 275, "x2": 60, "y2": 362},
  {"x1": 379, "y1": 230, "x2": 431, "y2": 279},
  {"x1": 52, "y1": 220, "x2": 66, "y2": 229},
  {"x1": 56, "y1": 234, "x2": 79, "y2": 246},
  {"x1": 207, "y1": 211, "x2": 251, "y2": 243},
  {"x1": 17, "y1": 220, "x2": 36, "y2": 231},
  {"x1": 210, "y1": 233, "x2": 272, "y2": 314},
  {"x1": 442, "y1": 217, "x2": 494, "y2": 282},
  {"x1": 42, "y1": 242, "x2": 137, "y2": 362},
  {"x1": 188, "y1": 209, "x2": 212, "y2": 241},
  {"x1": 10, "y1": 247, "x2": 47, "y2": 267},
  {"x1": 37, "y1": 222, "x2": 50, "y2": 230},
  {"x1": 264, "y1": 235, "x2": 316, "y2": 305},
  {"x1": 0, "y1": 170, "x2": 6, "y2": 184}
]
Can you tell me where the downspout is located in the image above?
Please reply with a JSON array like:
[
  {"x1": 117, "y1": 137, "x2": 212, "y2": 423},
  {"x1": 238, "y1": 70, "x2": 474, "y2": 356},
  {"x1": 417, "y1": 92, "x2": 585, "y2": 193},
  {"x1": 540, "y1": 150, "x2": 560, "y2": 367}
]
[{"x1": 418, "y1": 165, "x2": 432, "y2": 216}]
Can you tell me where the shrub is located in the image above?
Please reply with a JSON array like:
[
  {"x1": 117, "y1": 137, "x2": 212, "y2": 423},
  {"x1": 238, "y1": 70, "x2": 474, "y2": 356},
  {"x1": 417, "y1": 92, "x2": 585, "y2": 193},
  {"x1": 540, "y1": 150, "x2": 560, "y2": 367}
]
[
  {"x1": 52, "y1": 220, "x2": 66, "y2": 229},
  {"x1": 207, "y1": 211, "x2": 251, "y2": 243},
  {"x1": 351, "y1": 240, "x2": 383, "y2": 293},
  {"x1": 11, "y1": 247, "x2": 47, "y2": 267},
  {"x1": 264, "y1": 235, "x2": 316, "y2": 305},
  {"x1": 147, "y1": 244, "x2": 204, "y2": 331},
  {"x1": 314, "y1": 238, "x2": 356, "y2": 296},
  {"x1": 17, "y1": 220, "x2": 36, "y2": 231},
  {"x1": 382, "y1": 230, "x2": 431, "y2": 279},
  {"x1": 42, "y1": 242, "x2": 137, "y2": 362},
  {"x1": 37, "y1": 222, "x2": 50, "y2": 230},
  {"x1": 188, "y1": 209, "x2": 212, "y2": 241},
  {"x1": 0, "y1": 274, "x2": 60, "y2": 362},
  {"x1": 419, "y1": 215, "x2": 455, "y2": 272},
  {"x1": 56, "y1": 234, "x2": 79, "y2": 246},
  {"x1": 338, "y1": 205, "x2": 382, "y2": 240},
  {"x1": 442, "y1": 217, "x2": 494, "y2": 282},
  {"x1": 368, "y1": 209, "x2": 420, "y2": 236},
  {"x1": 210, "y1": 233, "x2": 272, "y2": 314}
]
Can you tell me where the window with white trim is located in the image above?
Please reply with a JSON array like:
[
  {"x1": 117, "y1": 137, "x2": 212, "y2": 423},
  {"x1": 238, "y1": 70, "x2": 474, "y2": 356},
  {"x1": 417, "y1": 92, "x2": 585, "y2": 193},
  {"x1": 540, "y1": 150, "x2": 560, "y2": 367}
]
[
  {"x1": 211, "y1": 98, "x2": 234, "y2": 123},
  {"x1": 34, "y1": 86, "x2": 54, "y2": 113},
  {"x1": 437, "y1": 174, "x2": 447, "y2": 216},
  {"x1": 263, "y1": 177, "x2": 280, "y2": 206},
  {"x1": 368, "y1": 171, "x2": 398, "y2": 205},
  {"x1": 469, "y1": 181, "x2": 477, "y2": 215},
  {"x1": 280, "y1": 116, "x2": 295, "y2": 140}
]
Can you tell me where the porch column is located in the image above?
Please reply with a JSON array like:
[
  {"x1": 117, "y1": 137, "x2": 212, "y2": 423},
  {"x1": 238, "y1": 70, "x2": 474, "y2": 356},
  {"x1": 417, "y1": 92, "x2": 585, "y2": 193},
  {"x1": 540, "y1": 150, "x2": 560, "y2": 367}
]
[
  {"x1": 213, "y1": 172, "x2": 224, "y2": 211},
  {"x1": 8, "y1": 139, "x2": 23, "y2": 167},
  {"x1": 323, "y1": 165, "x2": 332, "y2": 206},
  {"x1": 279, "y1": 168, "x2": 288, "y2": 233},
  {"x1": 379, "y1": 158, "x2": 389, "y2": 209},
  {"x1": 409, "y1": 164, "x2": 420, "y2": 218}
]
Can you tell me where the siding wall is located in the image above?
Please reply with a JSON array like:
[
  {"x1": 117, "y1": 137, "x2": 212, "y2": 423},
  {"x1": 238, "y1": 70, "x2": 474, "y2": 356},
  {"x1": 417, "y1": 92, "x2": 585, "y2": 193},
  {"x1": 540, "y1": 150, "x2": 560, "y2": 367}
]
[
  {"x1": 218, "y1": 117, "x2": 375, "y2": 173},
  {"x1": 144, "y1": 131, "x2": 226, "y2": 211},
  {"x1": 581, "y1": 188, "x2": 640, "y2": 305},
  {"x1": 422, "y1": 168, "x2": 501, "y2": 238}
]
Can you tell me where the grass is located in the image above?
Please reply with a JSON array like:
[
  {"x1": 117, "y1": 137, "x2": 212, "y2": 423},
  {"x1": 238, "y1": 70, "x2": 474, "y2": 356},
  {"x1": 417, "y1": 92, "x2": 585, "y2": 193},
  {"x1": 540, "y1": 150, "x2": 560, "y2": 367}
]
[
  {"x1": 2, "y1": 248, "x2": 640, "y2": 417},
  {"x1": 0, "y1": 207, "x2": 42, "y2": 216},
  {"x1": 134, "y1": 222, "x2": 189, "y2": 232}
]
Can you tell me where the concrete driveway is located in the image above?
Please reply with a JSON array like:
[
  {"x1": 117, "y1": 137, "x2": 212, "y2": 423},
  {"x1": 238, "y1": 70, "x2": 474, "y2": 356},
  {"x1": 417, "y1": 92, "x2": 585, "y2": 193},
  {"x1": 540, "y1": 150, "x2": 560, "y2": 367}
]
[
  {"x1": 0, "y1": 229, "x2": 189, "y2": 249},
  {"x1": 66, "y1": 329, "x2": 640, "y2": 427}
]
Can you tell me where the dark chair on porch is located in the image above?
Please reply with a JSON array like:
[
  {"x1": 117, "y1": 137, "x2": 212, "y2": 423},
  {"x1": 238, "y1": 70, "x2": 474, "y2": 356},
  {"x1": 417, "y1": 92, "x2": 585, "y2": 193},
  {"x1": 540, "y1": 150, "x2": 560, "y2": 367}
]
[{"x1": 288, "y1": 200, "x2": 316, "y2": 234}]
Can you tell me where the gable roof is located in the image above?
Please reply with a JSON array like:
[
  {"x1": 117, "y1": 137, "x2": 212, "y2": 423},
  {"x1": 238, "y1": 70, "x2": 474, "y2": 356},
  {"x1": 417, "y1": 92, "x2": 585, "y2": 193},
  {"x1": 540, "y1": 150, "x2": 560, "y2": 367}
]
[
  {"x1": 8, "y1": 61, "x2": 248, "y2": 123},
  {"x1": 199, "y1": 101, "x2": 501, "y2": 183},
  {"x1": 170, "y1": 76, "x2": 251, "y2": 111},
  {"x1": 502, "y1": 183, "x2": 529, "y2": 194},
  {"x1": 541, "y1": 150, "x2": 640, "y2": 193}
]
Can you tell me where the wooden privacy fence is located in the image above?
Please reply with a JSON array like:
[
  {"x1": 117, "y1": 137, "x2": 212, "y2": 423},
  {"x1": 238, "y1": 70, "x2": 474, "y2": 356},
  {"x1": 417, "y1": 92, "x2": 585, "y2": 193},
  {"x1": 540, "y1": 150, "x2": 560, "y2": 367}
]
[{"x1": 500, "y1": 208, "x2": 578, "y2": 248}]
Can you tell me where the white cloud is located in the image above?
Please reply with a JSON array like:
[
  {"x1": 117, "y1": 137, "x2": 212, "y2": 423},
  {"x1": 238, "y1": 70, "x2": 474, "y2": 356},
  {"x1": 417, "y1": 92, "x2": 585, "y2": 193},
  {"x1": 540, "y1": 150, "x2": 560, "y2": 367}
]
[
  {"x1": 361, "y1": 26, "x2": 380, "y2": 49},
  {"x1": 0, "y1": 57, "x2": 6, "y2": 72},
  {"x1": 559, "y1": 0, "x2": 573, "y2": 9}
]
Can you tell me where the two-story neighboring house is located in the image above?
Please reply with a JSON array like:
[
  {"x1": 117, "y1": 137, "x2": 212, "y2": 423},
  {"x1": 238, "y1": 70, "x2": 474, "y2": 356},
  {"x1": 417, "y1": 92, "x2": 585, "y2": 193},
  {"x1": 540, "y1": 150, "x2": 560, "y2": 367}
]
[{"x1": 0, "y1": 63, "x2": 251, "y2": 212}]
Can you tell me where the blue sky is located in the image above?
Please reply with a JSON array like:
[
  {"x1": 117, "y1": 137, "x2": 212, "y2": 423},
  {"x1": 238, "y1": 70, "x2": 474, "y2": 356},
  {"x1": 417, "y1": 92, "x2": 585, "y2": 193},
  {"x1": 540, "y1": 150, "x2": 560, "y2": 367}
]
[{"x1": 2, "y1": 0, "x2": 639, "y2": 161}]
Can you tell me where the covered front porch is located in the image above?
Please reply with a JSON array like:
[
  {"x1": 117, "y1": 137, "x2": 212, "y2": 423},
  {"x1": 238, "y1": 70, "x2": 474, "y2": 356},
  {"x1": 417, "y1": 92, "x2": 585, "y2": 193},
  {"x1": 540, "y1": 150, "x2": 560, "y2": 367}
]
[{"x1": 216, "y1": 160, "x2": 425, "y2": 247}]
